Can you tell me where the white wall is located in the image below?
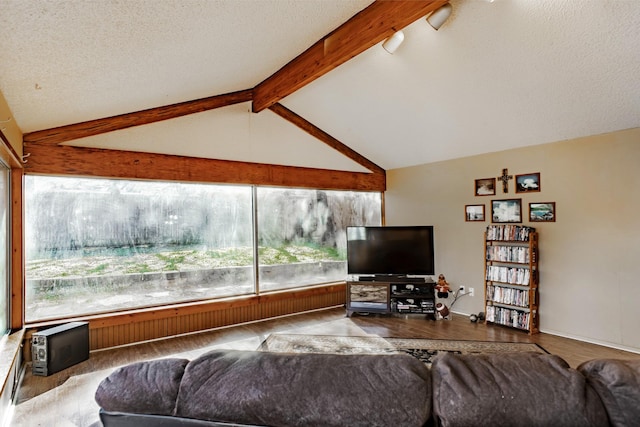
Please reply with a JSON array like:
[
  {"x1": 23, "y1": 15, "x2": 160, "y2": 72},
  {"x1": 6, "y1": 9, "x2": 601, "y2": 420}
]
[{"x1": 385, "y1": 128, "x2": 640, "y2": 352}]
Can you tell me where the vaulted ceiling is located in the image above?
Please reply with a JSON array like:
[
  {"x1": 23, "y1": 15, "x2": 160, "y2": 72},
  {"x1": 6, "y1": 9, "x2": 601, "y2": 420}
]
[{"x1": 1, "y1": 0, "x2": 639, "y2": 173}]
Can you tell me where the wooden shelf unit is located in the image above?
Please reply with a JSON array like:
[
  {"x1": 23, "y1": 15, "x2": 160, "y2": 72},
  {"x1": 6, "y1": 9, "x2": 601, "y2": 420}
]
[{"x1": 484, "y1": 225, "x2": 539, "y2": 334}]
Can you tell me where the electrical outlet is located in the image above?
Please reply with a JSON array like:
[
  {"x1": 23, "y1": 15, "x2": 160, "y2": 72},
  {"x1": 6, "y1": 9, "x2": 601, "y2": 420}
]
[
  {"x1": 469, "y1": 287, "x2": 475, "y2": 297},
  {"x1": 459, "y1": 286, "x2": 465, "y2": 293}
]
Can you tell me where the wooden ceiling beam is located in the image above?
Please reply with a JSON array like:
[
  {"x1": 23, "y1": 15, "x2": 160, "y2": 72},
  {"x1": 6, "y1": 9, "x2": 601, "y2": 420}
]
[
  {"x1": 0, "y1": 90, "x2": 24, "y2": 165},
  {"x1": 23, "y1": 89, "x2": 253, "y2": 146},
  {"x1": 19, "y1": 2, "x2": 448, "y2": 175},
  {"x1": 23, "y1": 144, "x2": 386, "y2": 192},
  {"x1": 269, "y1": 103, "x2": 385, "y2": 174},
  {"x1": 252, "y1": 0, "x2": 449, "y2": 112}
]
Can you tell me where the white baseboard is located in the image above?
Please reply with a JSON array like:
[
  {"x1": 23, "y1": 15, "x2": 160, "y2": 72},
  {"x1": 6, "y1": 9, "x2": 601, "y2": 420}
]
[
  {"x1": 451, "y1": 309, "x2": 640, "y2": 355},
  {"x1": 540, "y1": 328, "x2": 640, "y2": 355}
]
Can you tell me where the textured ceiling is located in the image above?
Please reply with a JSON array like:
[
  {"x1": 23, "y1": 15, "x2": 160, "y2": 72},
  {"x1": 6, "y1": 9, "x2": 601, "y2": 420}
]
[{"x1": 1, "y1": 0, "x2": 639, "y2": 172}]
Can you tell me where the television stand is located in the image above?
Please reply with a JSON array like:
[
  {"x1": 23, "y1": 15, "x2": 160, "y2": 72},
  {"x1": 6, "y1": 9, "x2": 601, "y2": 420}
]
[{"x1": 346, "y1": 278, "x2": 435, "y2": 318}]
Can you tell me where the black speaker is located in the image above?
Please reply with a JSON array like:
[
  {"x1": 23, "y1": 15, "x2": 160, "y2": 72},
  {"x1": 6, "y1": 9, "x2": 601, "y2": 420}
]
[{"x1": 31, "y1": 321, "x2": 89, "y2": 376}]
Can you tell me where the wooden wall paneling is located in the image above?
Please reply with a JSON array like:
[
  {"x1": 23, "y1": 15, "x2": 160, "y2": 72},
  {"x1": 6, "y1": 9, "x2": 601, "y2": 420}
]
[
  {"x1": 130, "y1": 323, "x2": 138, "y2": 345},
  {"x1": 199, "y1": 311, "x2": 210, "y2": 333},
  {"x1": 157, "y1": 318, "x2": 166, "y2": 340},
  {"x1": 102, "y1": 324, "x2": 110, "y2": 348},
  {"x1": 99, "y1": 325, "x2": 108, "y2": 349},
  {"x1": 206, "y1": 311, "x2": 219, "y2": 330},
  {"x1": 115, "y1": 323, "x2": 124, "y2": 347},
  {"x1": 239, "y1": 305, "x2": 254, "y2": 325},
  {"x1": 108, "y1": 325, "x2": 117, "y2": 349},
  {"x1": 198, "y1": 311, "x2": 211, "y2": 332},
  {"x1": 117, "y1": 324, "x2": 128, "y2": 348},
  {"x1": 221, "y1": 309, "x2": 230, "y2": 327},
  {"x1": 154, "y1": 319, "x2": 163, "y2": 342},
  {"x1": 175, "y1": 312, "x2": 188, "y2": 336},
  {"x1": 169, "y1": 315, "x2": 178, "y2": 337},
  {"x1": 24, "y1": 283, "x2": 346, "y2": 354},
  {"x1": 181, "y1": 313, "x2": 193, "y2": 335},
  {"x1": 110, "y1": 323, "x2": 118, "y2": 348},
  {"x1": 80, "y1": 284, "x2": 346, "y2": 351},
  {"x1": 141, "y1": 322, "x2": 150, "y2": 344},
  {"x1": 139, "y1": 320, "x2": 149, "y2": 344},
  {"x1": 184, "y1": 312, "x2": 201, "y2": 335}
]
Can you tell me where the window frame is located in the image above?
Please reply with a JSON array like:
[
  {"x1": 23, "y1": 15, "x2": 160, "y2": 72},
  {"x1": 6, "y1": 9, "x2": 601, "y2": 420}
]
[
  {"x1": 23, "y1": 175, "x2": 383, "y2": 322},
  {"x1": 0, "y1": 161, "x2": 9, "y2": 336}
]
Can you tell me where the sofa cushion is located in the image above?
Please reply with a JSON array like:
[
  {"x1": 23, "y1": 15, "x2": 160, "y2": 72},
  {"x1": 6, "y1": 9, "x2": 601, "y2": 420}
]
[
  {"x1": 175, "y1": 349, "x2": 431, "y2": 427},
  {"x1": 578, "y1": 358, "x2": 640, "y2": 427},
  {"x1": 95, "y1": 357, "x2": 189, "y2": 416},
  {"x1": 431, "y1": 352, "x2": 608, "y2": 427}
]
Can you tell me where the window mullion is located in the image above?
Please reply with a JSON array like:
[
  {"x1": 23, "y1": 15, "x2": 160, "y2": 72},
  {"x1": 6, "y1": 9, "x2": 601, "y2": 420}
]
[{"x1": 252, "y1": 186, "x2": 260, "y2": 295}]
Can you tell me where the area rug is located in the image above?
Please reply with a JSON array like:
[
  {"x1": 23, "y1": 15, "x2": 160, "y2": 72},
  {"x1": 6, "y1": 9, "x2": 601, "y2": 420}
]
[{"x1": 258, "y1": 334, "x2": 547, "y2": 366}]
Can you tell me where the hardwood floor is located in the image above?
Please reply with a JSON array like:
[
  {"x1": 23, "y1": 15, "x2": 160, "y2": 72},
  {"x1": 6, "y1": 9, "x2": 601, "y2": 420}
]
[{"x1": 10, "y1": 307, "x2": 640, "y2": 427}]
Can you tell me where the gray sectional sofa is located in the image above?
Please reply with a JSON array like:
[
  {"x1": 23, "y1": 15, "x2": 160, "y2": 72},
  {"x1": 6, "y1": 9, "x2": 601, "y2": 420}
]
[{"x1": 95, "y1": 349, "x2": 640, "y2": 427}]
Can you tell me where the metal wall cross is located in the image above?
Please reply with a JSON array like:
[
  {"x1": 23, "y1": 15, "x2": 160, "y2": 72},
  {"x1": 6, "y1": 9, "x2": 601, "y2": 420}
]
[{"x1": 498, "y1": 168, "x2": 513, "y2": 193}]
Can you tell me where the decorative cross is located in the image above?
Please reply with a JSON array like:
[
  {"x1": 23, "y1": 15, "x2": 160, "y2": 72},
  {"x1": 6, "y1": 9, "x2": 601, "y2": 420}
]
[{"x1": 498, "y1": 168, "x2": 513, "y2": 193}]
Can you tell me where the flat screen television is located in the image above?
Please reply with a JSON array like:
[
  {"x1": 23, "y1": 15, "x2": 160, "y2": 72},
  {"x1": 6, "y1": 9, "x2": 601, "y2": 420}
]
[{"x1": 346, "y1": 226, "x2": 435, "y2": 277}]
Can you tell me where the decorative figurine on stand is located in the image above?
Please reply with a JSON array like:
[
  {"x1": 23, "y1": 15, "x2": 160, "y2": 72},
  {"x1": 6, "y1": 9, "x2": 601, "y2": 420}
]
[
  {"x1": 434, "y1": 274, "x2": 473, "y2": 320},
  {"x1": 435, "y1": 273, "x2": 450, "y2": 298}
]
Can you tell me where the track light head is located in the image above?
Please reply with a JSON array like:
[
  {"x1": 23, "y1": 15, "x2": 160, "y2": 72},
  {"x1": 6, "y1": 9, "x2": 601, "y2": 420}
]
[
  {"x1": 382, "y1": 30, "x2": 405, "y2": 54},
  {"x1": 426, "y1": 3, "x2": 453, "y2": 30}
]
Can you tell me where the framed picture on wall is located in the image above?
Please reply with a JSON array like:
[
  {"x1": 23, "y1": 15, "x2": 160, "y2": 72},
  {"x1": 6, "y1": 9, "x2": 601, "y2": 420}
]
[
  {"x1": 475, "y1": 178, "x2": 496, "y2": 196},
  {"x1": 515, "y1": 172, "x2": 541, "y2": 193},
  {"x1": 529, "y1": 202, "x2": 555, "y2": 222},
  {"x1": 491, "y1": 199, "x2": 522, "y2": 223},
  {"x1": 465, "y1": 204, "x2": 485, "y2": 222}
]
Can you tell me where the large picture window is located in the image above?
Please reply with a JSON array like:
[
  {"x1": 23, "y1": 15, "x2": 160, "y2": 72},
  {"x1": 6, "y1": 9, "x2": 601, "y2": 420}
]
[
  {"x1": 24, "y1": 177, "x2": 254, "y2": 321},
  {"x1": 24, "y1": 176, "x2": 381, "y2": 322},
  {"x1": 257, "y1": 187, "x2": 381, "y2": 291}
]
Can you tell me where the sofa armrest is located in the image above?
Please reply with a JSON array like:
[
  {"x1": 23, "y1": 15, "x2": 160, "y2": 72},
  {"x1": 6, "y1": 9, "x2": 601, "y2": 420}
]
[
  {"x1": 578, "y1": 358, "x2": 640, "y2": 427},
  {"x1": 95, "y1": 358, "x2": 189, "y2": 416}
]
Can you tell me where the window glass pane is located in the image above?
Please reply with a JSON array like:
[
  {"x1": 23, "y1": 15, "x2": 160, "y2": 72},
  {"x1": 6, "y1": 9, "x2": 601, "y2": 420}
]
[
  {"x1": 0, "y1": 163, "x2": 8, "y2": 335},
  {"x1": 24, "y1": 176, "x2": 253, "y2": 321},
  {"x1": 256, "y1": 188, "x2": 381, "y2": 291}
]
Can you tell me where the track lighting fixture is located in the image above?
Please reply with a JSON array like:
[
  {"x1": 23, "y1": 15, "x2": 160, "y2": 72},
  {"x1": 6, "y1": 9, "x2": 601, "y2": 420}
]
[
  {"x1": 426, "y1": 3, "x2": 453, "y2": 30},
  {"x1": 382, "y1": 2, "x2": 453, "y2": 54},
  {"x1": 382, "y1": 30, "x2": 405, "y2": 54}
]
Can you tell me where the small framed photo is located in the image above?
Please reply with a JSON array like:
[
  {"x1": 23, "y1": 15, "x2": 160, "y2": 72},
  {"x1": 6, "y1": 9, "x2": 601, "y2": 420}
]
[
  {"x1": 515, "y1": 172, "x2": 540, "y2": 193},
  {"x1": 529, "y1": 202, "x2": 555, "y2": 222},
  {"x1": 475, "y1": 178, "x2": 496, "y2": 196},
  {"x1": 491, "y1": 199, "x2": 522, "y2": 223},
  {"x1": 465, "y1": 204, "x2": 485, "y2": 222}
]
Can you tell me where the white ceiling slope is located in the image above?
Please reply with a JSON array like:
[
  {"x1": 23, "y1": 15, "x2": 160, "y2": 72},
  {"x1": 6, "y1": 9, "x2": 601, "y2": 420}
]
[{"x1": 1, "y1": 0, "x2": 639, "y2": 172}]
